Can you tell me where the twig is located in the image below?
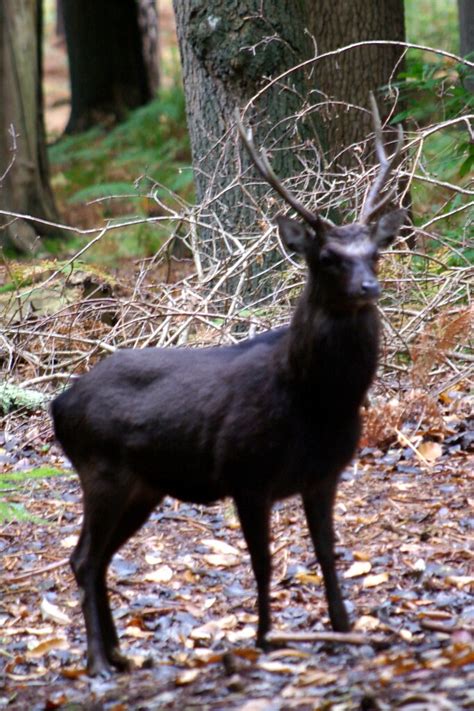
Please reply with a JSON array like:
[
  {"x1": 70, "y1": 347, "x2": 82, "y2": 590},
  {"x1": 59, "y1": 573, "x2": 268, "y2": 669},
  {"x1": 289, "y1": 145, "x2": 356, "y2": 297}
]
[
  {"x1": 266, "y1": 630, "x2": 390, "y2": 647},
  {"x1": 2, "y1": 557, "x2": 69, "y2": 584}
]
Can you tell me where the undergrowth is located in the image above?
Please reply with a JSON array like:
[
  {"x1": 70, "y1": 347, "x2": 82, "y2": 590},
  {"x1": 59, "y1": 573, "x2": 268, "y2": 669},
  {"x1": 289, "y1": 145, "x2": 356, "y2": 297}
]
[
  {"x1": 0, "y1": 467, "x2": 68, "y2": 523},
  {"x1": 47, "y1": 82, "x2": 193, "y2": 263}
]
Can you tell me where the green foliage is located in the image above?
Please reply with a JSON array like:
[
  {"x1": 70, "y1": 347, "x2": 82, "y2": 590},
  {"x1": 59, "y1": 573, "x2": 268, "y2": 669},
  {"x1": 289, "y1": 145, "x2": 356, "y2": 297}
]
[
  {"x1": 48, "y1": 82, "x2": 193, "y2": 262},
  {"x1": 49, "y1": 84, "x2": 192, "y2": 204},
  {"x1": 405, "y1": 0, "x2": 458, "y2": 53},
  {"x1": 389, "y1": 38, "x2": 472, "y2": 264},
  {"x1": 0, "y1": 467, "x2": 67, "y2": 523}
]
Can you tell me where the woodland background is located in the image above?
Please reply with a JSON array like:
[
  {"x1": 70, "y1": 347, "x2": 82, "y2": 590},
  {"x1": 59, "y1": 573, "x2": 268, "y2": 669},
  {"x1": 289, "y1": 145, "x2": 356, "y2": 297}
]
[{"x1": 0, "y1": 1, "x2": 472, "y2": 709}]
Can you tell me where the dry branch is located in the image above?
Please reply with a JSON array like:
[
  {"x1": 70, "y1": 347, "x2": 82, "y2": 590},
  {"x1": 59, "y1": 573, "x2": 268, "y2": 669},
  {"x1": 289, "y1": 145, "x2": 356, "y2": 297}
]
[{"x1": 1, "y1": 42, "x2": 472, "y2": 433}]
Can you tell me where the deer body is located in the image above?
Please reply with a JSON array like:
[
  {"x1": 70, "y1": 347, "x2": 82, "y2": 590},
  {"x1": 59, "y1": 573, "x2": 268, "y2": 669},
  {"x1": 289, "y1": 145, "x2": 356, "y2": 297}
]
[{"x1": 52, "y1": 109, "x2": 405, "y2": 677}]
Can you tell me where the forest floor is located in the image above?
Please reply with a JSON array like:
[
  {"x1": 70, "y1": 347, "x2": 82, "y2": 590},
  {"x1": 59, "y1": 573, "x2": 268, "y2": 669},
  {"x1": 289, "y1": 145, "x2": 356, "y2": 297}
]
[
  {"x1": 0, "y1": 394, "x2": 472, "y2": 710},
  {"x1": 1, "y1": 4, "x2": 473, "y2": 710}
]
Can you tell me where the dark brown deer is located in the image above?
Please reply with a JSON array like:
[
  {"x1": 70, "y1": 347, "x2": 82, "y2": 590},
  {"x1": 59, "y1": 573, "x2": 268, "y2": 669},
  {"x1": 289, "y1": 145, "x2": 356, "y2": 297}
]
[{"x1": 51, "y1": 100, "x2": 405, "y2": 677}]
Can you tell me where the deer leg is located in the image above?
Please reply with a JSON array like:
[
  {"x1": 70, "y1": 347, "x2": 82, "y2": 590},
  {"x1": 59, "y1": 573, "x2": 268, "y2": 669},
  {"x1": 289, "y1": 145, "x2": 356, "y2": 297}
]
[
  {"x1": 71, "y1": 476, "x2": 161, "y2": 677},
  {"x1": 302, "y1": 482, "x2": 350, "y2": 632},
  {"x1": 234, "y1": 495, "x2": 272, "y2": 648}
]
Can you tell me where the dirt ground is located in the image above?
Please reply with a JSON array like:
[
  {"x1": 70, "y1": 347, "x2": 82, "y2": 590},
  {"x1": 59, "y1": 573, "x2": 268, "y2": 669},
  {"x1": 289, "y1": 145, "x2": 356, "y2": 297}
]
[{"x1": 0, "y1": 402, "x2": 472, "y2": 710}]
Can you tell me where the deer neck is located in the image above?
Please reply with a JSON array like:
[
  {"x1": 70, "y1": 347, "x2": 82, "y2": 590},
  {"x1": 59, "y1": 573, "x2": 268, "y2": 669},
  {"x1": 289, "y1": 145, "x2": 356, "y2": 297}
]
[{"x1": 285, "y1": 289, "x2": 380, "y2": 407}]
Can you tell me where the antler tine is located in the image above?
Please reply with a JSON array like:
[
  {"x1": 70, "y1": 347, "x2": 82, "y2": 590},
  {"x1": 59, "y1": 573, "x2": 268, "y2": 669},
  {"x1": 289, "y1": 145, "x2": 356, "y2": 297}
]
[
  {"x1": 360, "y1": 93, "x2": 404, "y2": 224},
  {"x1": 235, "y1": 110, "x2": 327, "y2": 230}
]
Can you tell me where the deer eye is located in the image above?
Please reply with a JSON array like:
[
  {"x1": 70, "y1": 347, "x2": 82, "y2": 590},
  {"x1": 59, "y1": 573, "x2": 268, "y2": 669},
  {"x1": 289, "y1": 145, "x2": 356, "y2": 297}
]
[{"x1": 318, "y1": 250, "x2": 338, "y2": 268}]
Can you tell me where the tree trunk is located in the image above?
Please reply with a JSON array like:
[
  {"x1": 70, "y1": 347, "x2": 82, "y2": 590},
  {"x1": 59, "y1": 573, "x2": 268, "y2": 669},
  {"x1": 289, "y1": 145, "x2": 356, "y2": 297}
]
[
  {"x1": 138, "y1": 0, "x2": 160, "y2": 96},
  {"x1": 458, "y1": 0, "x2": 474, "y2": 92},
  {"x1": 308, "y1": 0, "x2": 405, "y2": 162},
  {"x1": 62, "y1": 0, "x2": 157, "y2": 133},
  {"x1": 173, "y1": 0, "x2": 320, "y2": 253},
  {"x1": 0, "y1": 0, "x2": 60, "y2": 252}
]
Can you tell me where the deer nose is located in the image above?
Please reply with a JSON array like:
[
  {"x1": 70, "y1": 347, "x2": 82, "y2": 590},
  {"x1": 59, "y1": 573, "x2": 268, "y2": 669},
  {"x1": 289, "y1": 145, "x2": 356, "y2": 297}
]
[{"x1": 360, "y1": 280, "x2": 380, "y2": 300}]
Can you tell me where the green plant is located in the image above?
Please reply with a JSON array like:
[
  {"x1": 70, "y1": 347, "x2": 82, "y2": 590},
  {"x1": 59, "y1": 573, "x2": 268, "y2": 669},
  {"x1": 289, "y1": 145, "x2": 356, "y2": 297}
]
[
  {"x1": 48, "y1": 81, "x2": 193, "y2": 263},
  {"x1": 0, "y1": 467, "x2": 68, "y2": 523}
]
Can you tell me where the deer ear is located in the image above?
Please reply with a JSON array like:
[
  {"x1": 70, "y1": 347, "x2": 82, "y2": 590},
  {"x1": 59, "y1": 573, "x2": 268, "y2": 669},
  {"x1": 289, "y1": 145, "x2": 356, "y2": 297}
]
[
  {"x1": 276, "y1": 216, "x2": 314, "y2": 254},
  {"x1": 372, "y1": 208, "x2": 407, "y2": 248}
]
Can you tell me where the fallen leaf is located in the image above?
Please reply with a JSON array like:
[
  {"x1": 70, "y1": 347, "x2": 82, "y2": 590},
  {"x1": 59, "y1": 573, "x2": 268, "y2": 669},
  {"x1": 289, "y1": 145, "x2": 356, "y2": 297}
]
[
  {"x1": 175, "y1": 669, "x2": 200, "y2": 685},
  {"x1": 259, "y1": 660, "x2": 306, "y2": 674},
  {"x1": 298, "y1": 670, "x2": 338, "y2": 686},
  {"x1": 362, "y1": 572, "x2": 389, "y2": 588},
  {"x1": 354, "y1": 615, "x2": 380, "y2": 631},
  {"x1": 123, "y1": 626, "x2": 153, "y2": 639},
  {"x1": 227, "y1": 626, "x2": 255, "y2": 643},
  {"x1": 203, "y1": 553, "x2": 240, "y2": 568},
  {"x1": 344, "y1": 561, "x2": 372, "y2": 578},
  {"x1": 40, "y1": 598, "x2": 71, "y2": 625},
  {"x1": 295, "y1": 571, "x2": 322, "y2": 585},
  {"x1": 190, "y1": 614, "x2": 237, "y2": 641},
  {"x1": 446, "y1": 575, "x2": 474, "y2": 588},
  {"x1": 144, "y1": 564, "x2": 173, "y2": 583},
  {"x1": 60, "y1": 535, "x2": 78, "y2": 549},
  {"x1": 26, "y1": 637, "x2": 69, "y2": 658},
  {"x1": 201, "y1": 538, "x2": 240, "y2": 556},
  {"x1": 417, "y1": 440, "x2": 443, "y2": 463}
]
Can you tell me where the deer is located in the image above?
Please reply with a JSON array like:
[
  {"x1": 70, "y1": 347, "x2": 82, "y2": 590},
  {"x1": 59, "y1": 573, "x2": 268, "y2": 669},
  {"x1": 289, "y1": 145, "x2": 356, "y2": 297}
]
[{"x1": 51, "y1": 98, "x2": 405, "y2": 677}]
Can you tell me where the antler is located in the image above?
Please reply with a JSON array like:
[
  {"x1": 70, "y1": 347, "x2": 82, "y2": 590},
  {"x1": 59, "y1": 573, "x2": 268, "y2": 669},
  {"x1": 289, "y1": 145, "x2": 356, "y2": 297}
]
[
  {"x1": 359, "y1": 93, "x2": 404, "y2": 225},
  {"x1": 235, "y1": 110, "x2": 333, "y2": 231}
]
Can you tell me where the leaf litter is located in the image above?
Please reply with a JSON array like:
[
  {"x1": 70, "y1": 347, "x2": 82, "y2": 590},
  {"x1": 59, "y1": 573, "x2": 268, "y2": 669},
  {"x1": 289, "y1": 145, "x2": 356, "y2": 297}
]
[{"x1": 0, "y1": 389, "x2": 472, "y2": 710}]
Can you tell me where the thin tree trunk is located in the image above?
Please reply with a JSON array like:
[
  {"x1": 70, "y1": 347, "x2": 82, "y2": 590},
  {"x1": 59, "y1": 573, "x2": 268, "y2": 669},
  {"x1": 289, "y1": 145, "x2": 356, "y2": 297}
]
[
  {"x1": 308, "y1": 0, "x2": 405, "y2": 162},
  {"x1": 458, "y1": 0, "x2": 474, "y2": 92},
  {"x1": 138, "y1": 0, "x2": 160, "y2": 95},
  {"x1": 0, "y1": 0, "x2": 60, "y2": 252},
  {"x1": 62, "y1": 0, "x2": 156, "y2": 133},
  {"x1": 173, "y1": 0, "x2": 321, "y2": 255}
]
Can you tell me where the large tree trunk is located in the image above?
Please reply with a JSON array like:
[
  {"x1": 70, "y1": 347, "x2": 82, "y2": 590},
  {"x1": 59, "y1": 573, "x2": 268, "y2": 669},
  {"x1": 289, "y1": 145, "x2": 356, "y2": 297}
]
[
  {"x1": 173, "y1": 0, "x2": 320, "y2": 253},
  {"x1": 308, "y1": 0, "x2": 405, "y2": 163},
  {"x1": 0, "y1": 0, "x2": 59, "y2": 252},
  {"x1": 458, "y1": 0, "x2": 474, "y2": 92},
  {"x1": 62, "y1": 0, "x2": 158, "y2": 133}
]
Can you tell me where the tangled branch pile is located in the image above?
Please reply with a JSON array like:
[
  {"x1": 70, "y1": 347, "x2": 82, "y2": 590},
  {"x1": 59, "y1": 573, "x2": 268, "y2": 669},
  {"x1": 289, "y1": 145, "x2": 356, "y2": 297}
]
[{"x1": 1, "y1": 44, "x2": 472, "y2": 435}]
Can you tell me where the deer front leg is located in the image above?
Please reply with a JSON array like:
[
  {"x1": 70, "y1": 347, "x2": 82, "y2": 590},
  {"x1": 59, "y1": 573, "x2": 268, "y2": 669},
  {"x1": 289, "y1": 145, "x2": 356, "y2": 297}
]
[{"x1": 302, "y1": 483, "x2": 350, "y2": 632}]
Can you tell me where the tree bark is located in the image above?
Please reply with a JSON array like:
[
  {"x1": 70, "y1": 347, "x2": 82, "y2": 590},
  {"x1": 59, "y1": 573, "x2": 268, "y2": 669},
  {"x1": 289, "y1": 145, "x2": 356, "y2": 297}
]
[
  {"x1": 308, "y1": 0, "x2": 405, "y2": 162},
  {"x1": 62, "y1": 0, "x2": 157, "y2": 133},
  {"x1": 0, "y1": 0, "x2": 60, "y2": 252},
  {"x1": 173, "y1": 0, "x2": 321, "y2": 252},
  {"x1": 458, "y1": 0, "x2": 474, "y2": 92}
]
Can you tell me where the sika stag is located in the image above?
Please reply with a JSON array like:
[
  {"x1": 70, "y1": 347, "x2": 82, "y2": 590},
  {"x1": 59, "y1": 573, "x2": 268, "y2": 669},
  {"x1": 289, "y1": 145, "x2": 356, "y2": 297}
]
[{"x1": 52, "y1": 100, "x2": 405, "y2": 676}]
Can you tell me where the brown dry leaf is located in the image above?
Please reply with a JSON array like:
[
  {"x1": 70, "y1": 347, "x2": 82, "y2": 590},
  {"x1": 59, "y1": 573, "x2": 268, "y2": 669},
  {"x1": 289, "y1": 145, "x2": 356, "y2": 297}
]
[
  {"x1": 446, "y1": 575, "x2": 474, "y2": 589},
  {"x1": 122, "y1": 626, "x2": 153, "y2": 639},
  {"x1": 60, "y1": 535, "x2": 78, "y2": 549},
  {"x1": 26, "y1": 637, "x2": 69, "y2": 659},
  {"x1": 258, "y1": 660, "x2": 306, "y2": 674},
  {"x1": 203, "y1": 553, "x2": 240, "y2": 568},
  {"x1": 201, "y1": 538, "x2": 240, "y2": 556},
  {"x1": 227, "y1": 626, "x2": 255, "y2": 643},
  {"x1": 344, "y1": 561, "x2": 372, "y2": 578},
  {"x1": 354, "y1": 615, "x2": 380, "y2": 631},
  {"x1": 267, "y1": 649, "x2": 311, "y2": 660},
  {"x1": 190, "y1": 614, "x2": 237, "y2": 641},
  {"x1": 295, "y1": 571, "x2": 322, "y2": 585},
  {"x1": 40, "y1": 598, "x2": 71, "y2": 625},
  {"x1": 298, "y1": 670, "x2": 339, "y2": 686},
  {"x1": 363, "y1": 572, "x2": 389, "y2": 588},
  {"x1": 175, "y1": 669, "x2": 200, "y2": 686},
  {"x1": 417, "y1": 441, "x2": 443, "y2": 463},
  {"x1": 144, "y1": 564, "x2": 173, "y2": 583}
]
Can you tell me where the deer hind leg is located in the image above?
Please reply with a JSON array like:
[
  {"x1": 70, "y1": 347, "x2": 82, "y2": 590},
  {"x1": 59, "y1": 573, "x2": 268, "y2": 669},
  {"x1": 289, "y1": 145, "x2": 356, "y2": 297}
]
[
  {"x1": 71, "y1": 470, "x2": 162, "y2": 677},
  {"x1": 234, "y1": 495, "x2": 272, "y2": 648}
]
